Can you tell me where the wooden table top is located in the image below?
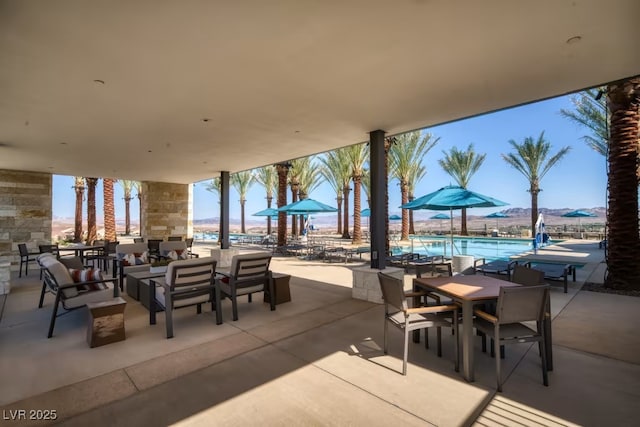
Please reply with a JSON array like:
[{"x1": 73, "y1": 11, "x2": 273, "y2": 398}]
[{"x1": 414, "y1": 274, "x2": 519, "y2": 302}]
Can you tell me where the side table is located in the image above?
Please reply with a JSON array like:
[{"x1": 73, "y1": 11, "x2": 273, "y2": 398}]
[
  {"x1": 264, "y1": 273, "x2": 291, "y2": 305},
  {"x1": 87, "y1": 297, "x2": 127, "y2": 348}
]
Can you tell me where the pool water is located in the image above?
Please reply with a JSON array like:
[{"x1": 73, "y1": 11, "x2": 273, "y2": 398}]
[{"x1": 406, "y1": 236, "x2": 559, "y2": 261}]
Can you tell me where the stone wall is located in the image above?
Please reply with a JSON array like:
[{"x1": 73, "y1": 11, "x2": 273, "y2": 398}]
[
  {"x1": 140, "y1": 182, "x2": 193, "y2": 239},
  {"x1": 0, "y1": 170, "x2": 52, "y2": 272}
]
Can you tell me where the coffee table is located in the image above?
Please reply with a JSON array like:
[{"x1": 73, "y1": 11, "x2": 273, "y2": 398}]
[{"x1": 126, "y1": 270, "x2": 165, "y2": 309}]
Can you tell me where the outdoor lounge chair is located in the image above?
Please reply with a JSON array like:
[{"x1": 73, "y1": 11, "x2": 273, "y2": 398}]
[
  {"x1": 525, "y1": 262, "x2": 575, "y2": 293},
  {"x1": 37, "y1": 253, "x2": 119, "y2": 338},
  {"x1": 215, "y1": 253, "x2": 274, "y2": 323},
  {"x1": 473, "y1": 285, "x2": 550, "y2": 392},
  {"x1": 149, "y1": 257, "x2": 217, "y2": 338},
  {"x1": 114, "y1": 243, "x2": 151, "y2": 292},
  {"x1": 474, "y1": 258, "x2": 519, "y2": 281},
  {"x1": 377, "y1": 272, "x2": 459, "y2": 375}
]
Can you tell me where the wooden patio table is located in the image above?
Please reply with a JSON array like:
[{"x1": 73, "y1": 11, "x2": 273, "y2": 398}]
[{"x1": 413, "y1": 274, "x2": 552, "y2": 382}]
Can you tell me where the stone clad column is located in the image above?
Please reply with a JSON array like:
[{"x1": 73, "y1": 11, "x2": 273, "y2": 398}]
[
  {"x1": 140, "y1": 181, "x2": 192, "y2": 239},
  {"x1": 0, "y1": 170, "x2": 52, "y2": 273}
]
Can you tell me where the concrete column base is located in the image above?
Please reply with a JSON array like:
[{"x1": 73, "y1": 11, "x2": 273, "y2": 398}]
[
  {"x1": 0, "y1": 261, "x2": 11, "y2": 295},
  {"x1": 352, "y1": 266, "x2": 404, "y2": 303}
]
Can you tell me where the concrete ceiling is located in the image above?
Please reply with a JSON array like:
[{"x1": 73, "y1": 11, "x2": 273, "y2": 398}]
[{"x1": 1, "y1": 1, "x2": 639, "y2": 184}]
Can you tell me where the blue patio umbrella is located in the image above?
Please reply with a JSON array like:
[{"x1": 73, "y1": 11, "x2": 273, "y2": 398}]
[
  {"x1": 430, "y1": 213, "x2": 450, "y2": 232},
  {"x1": 401, "y1": 185, "x2": 508, "y2": 255},
  {"x1": 253, "y1": 208, "x2": 279, "y2": 217},
  {"x1": 278, "y1": 198, "x2": 337, "y2": 235},
  {"x1": 430, "y1": 213, "x2": 451, "y2": 220},
  {"x1": 277, "y1": 198, "x2": 337, "y2": 215},
  {"x1": 485, "y1": 211, "x2": 509, "y2": 229},
  {"x1": 389, "y1": 214, "x2": 402, "y2": 220},
  {"x1": 360, "y1": 208, "x2": 371, "y2": 217},
  {"x1": 562, "y1": 209, "x2": 596, "y2": 234}
]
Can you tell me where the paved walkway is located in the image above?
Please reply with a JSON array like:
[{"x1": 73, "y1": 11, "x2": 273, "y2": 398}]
[{"x1": 1, "y1": 239, "x2": 638, "y2": 426}]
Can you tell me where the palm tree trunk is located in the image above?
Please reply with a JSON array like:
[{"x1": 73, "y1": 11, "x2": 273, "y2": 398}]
[
  {"x1": 408, "y1": 194, "x2": 415, "y2": 235},
  {"x1": 290, "y1": 185, "x2": 298, "y2": 238},
  {"x1": 336, "y1": 195, "x2": 343, "y2": 235},
  {"x1": 276, "y1": 164, "x2": 289, "y2": 247},
  {"x1": 103, "y1": 178, "x2": 116, "y2": 241},
  {"x1": 240, "y1": 198, "x2": 246, "y2": 233},
  {"x1": 298, "y1": 191, "x2": 306, "y2": 233},
  {"x1": 530, "y1": 189, "x2": 539, "y2": 236},
  {"x1": 400, "y1": 180, "x2": 409, "y2": 240},
  {"x1": 124, "y1": 196, "x2": 131, "y2": 235},
  {"x1": 606, "y1": 77, "x2": 640, "y2": 290},
  {"x1": 384, "y1": 139, "x2": 392, "y2": 256},
  {"x1": 137, "y1": 189, "x2": 143, "y2": 237},
  {"x1": 461, "y1": 208, "x2": 468, "y2": 236},
  {"x1": 352, "y1": 176, "x2": 362, "y2": 244},
  {"x1": 342, "y1": 186, "x2": 351, "y2": 239},
  {"x1": 73, "y1": 181, "x2": 84, "y2": 243},
  {"x1": 266, "y1": 196, "x2": 273, "y2": 235},
  {"x1": 86, "y1": 178, "x2": 98, "y2": 244}
]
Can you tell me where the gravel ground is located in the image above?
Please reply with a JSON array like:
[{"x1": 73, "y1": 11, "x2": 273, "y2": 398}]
[{"x1": 582, "y1": 282, "x2": 640, "y2": 297}]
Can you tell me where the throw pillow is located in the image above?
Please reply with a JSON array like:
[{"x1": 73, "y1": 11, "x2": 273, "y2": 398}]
[
  {"x1": 68, "y1": 268, "x2": 108, "y2": 291},
  {"x1": 118, "y1": 251, "x2": 149, "y2": 266},
  {"x1": 167, "y1": 249, "x2": 188, "y2": 260}
]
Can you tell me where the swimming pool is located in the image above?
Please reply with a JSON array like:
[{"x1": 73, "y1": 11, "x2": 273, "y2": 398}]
[{"x1": 406, "y1": 236, "x2": 559, "y2": 261}]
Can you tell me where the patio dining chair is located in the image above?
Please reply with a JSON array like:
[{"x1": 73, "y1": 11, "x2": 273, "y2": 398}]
[
  {"x1": 377, "y1": 272, "x2": 459, "y2": 375},
  {"x1": 473, "y1": 284, "x2": 550, "y2": 392},
  {"x1": 18, "y1": 243, "x2": 40, "y2": 277}
]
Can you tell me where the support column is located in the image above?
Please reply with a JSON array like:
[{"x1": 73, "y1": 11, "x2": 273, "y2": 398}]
[
  {"x1": 370, "y1": 130, "x2": 386, "y2": 269},
  {"x1": 220, "y1": 171, "x2": 230, "y2": 249}
]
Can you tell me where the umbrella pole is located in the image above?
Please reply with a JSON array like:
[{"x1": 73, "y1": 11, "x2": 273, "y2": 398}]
[{"x1": 449, "y1": 208, "x2": 454, "y2": 257}]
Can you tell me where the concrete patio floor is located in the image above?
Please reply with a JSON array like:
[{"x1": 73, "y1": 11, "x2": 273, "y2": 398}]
[{"x1": 1, "y1": 240, "x2": 638, "y2": 426}]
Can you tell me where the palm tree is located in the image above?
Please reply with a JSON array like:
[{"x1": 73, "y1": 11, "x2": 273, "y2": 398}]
[
  {"x1": 288, "y1": 159, "x2": 305, "y2": 238},
  {"x1": 296, "y1": 157, "x2": 322, "y2": 233},
  {"x1": 346, "y1": 143, "x2": 369, "y2": 244},
  {"x1": 103, "y1": 178, "x2": 116, "y2": 241},
  {"x1": 85, "y1": 177, "x2": 99, "y2": 244},
  {"x1": 230, "y1": 171, "x2": 254, "y2": 234},
  {"x1": 255, "y1": 166, "x2": 278, "y2": 235},
  {"x1": 439, "y1": 143, "x2": 486, "y2": 235},
  {"x1": 319, "y1": 148, "x2": 351, "y2": 236},
  {"x1": 560, "y1": 87, "x2": 608, "y2": 156},
  {"x1": 605, "y1": 77, "x2": 640, "y2": 291},
  {"x1": 276, "y1": 163, "x2": 290, "y2": 247},
  {"x1": 502, "y1": 132, "x2": 571, "y2": 234},
  {"x1": 72, "y1": 177, "x2": 85, "y2": 242},
  {"x1": 390, "y1": 131, "x2": 439, "y2": 239},
  {"x1": 119, "y1": 180, "x2": 135, "y2": 235},
  {"x1": 133, "y1": 181, "x2": 142, "y2": 236},
  {"x1": 406, "y1": 163, "x2": 426, "y2": 235}
]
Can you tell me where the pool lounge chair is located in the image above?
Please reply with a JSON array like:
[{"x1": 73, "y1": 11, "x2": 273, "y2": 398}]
[
  {"x1": 474, "y1": 259, "x2": 520, "y2": 281},
  {"x1": 525, "y1": 262, "x2": 575, "y2": 293}
]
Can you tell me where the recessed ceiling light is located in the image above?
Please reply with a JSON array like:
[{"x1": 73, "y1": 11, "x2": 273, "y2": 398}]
[
  {"x1": 60, "y1": 142, "x2": 67, "y2": 145},
  {"x1": 202, "y1": 118, "x2": 211, "y2": 122},
  {"x1": 93, "y1": 79, "x2": 105, "y2": 84},
  {"x1": 566, "y1": 36, "x2": 582, "y2": 44},
  {"x1": 294, "y1": 130, "x2": 301, "y2": 133},
  {"x1": 148, "y1": 150, "x2": 152, "y2": 153}
]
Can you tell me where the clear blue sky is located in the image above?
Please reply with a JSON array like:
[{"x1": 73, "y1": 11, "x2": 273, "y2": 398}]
[{"x1": 52, "y1": 93, "x2": 606, "y2": 222}]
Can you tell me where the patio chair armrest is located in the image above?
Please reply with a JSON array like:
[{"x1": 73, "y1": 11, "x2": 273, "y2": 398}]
[
  {"x1": 407, "y1": 304, "x2": 458, "y2": 315},
  {"x1": 473, "y1": 308, "x2": 497, "y2": 323},
  {"x1": 474, "y1": 258, "x2": 486, "y2": 268}
]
